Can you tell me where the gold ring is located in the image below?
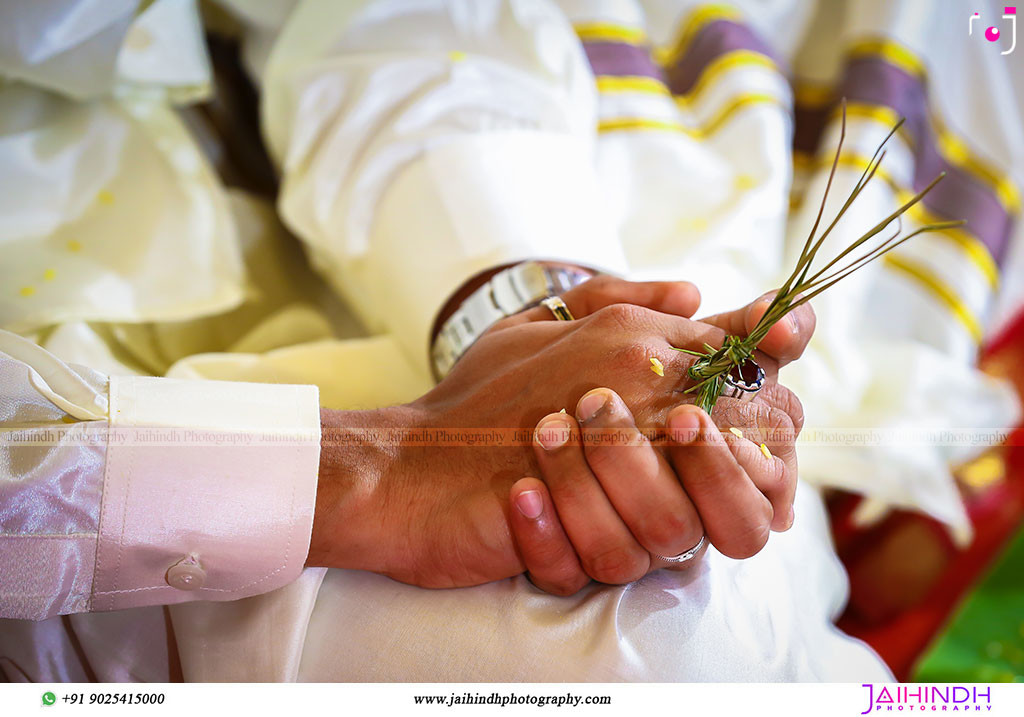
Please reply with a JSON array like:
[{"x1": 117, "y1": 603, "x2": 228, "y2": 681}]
[{"x1": 540, "y1": 296, "x2": 574, "y2": 321}]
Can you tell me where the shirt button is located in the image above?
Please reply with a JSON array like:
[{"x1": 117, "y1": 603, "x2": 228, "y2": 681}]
[{"x1": 166, "y1": 556, "x2": 206, "y2": 591}]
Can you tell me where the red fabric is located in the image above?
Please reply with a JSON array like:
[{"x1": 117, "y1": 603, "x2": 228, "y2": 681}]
[{"x1": 832, "y1": 307, "x2": 1024, "y2": 680}]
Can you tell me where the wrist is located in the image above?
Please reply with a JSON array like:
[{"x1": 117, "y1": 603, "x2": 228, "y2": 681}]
[
  {"x1": 430, "y1": 261, "x2": 598, "y2": 345},
  {"x1": 430, "y1": 260, "x2": 598, "y2": 381},
  {"x1": 307, "y1": 404, "x2": 418, "y2": 570}
]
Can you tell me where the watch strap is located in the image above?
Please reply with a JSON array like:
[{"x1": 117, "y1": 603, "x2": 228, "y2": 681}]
[{"x1": 431, "y1": 261, "x2": 592, "y2": 380}]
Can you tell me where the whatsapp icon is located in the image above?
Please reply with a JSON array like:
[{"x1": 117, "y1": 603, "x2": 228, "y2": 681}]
[{"x1": 42, "y1": 692, "x2": 56, "y2": 706}]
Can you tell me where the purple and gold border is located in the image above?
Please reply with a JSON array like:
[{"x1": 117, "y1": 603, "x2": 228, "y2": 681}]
[{"x1": 575, "y1": 5, "x2": 784, "y2": 138}]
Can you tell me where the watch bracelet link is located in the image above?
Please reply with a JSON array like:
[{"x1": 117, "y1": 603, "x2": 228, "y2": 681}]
[{"x1": 430, "y1": 261, "x2": 593, "y2": 380}]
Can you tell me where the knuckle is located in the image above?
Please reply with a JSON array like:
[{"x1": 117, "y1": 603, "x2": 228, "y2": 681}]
[
  {"x1": 760, "y1": 456, "x2": 789, "y2": 496},
  {"x1": 763, "y1": 405, "x2": 795, "y2": 444},
  {"x1": 587, "y1": 274, "x2": 619, "y2": 293},
  {"x1": 591, "y1": 302, "x2": 650, "y2": 332},
  {"x1": 584, "y1": 543, "x2": 648, "y2": 584},
  {"x1": 712, "y1": 401, "x2": 746, "y2": 429},
  {"x1": 760, "y1": 383, "x2": 805, "y2": 435},
  {"x1": 641, "y1": 510, "x2": 697, "y2": 554},
  {"x1": 612, "y1": 339, "x2": 660, "y2": 373}
]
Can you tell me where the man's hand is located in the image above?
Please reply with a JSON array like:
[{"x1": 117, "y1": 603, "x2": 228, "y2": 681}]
[
  {"x1": 308, "y1": 277, "x2": 813, "y2": 595},
  {"x1": 504, "y1": 287, "x2": 814, "y2": 595}
]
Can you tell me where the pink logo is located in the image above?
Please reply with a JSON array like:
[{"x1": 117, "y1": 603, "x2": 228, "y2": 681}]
[
  {"x1": 861, "y1": 684, "x2": 994, "y2": 714},
  {"x1": 970, "y1": 7, "x2": 1017, "y2": 54}
]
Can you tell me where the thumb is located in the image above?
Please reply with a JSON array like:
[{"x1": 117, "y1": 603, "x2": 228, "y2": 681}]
[{"x1": 700, "y1": 291, "x2": 816, "y2": 366}]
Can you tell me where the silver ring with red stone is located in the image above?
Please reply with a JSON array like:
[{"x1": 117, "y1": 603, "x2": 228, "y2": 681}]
[
  {"x1": 657, "y1": 535, "x2": 706, "y2": 564},
  {"x1": 721, "y1": 358, "x2": 765, "y2": 403}
]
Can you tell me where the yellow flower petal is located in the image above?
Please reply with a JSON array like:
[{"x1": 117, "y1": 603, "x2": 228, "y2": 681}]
[
  {"x1": 43, "y1": 268, "x2": 57, "y2": 281},
  {"x1": 97, "y1": 189, "x2": 115, "y2": 205},
  {"x1": 729, "y1": 427, "x2": 744, "y2": 438},
  {"x1": 760, "y1": 443, "x2": 773, "y2": 460},
  {"x1": 19, "y1": 286, "x2": 35, "y2": 297},
  {"x1": 66, "y1": 240, "x2": 82, "y2": 252},
  {"x1": 649, "y1": 357, "x2": 665, "y2": 376}
]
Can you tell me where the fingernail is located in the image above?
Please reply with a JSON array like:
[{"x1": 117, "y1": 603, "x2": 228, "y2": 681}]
[
  {"x1": 783, "y1": 313, "x2": 800, "y2": 336},
  {"x1": 515, "y1": 490, "x2": 544, "y2": 520},
  {"x1": 668, "y1": 406, "x2": 701, "y2": 444},
  {"x1": 577, "y1": 389, "x2": 609, "y2": 422},
  {"x1": 535, "y1": 417, "x2": 569, "y2": 451},
  {"x1": 749, "y1": 297, "x2": 772, "y2": 329}
]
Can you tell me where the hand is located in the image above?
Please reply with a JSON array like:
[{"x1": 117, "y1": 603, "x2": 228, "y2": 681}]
[
  {"x1": 505, "y1": 289, "x2": 815, "y2": 595},
  {"x1": 506, "y1": 383, "x2": 802, "y2": 595},
  {"x1": 309, "y1": 276, "x2": 699, "y2": 584},
  {"x1": 308, "y1": 277, "x2": 812, "y2": 594}
]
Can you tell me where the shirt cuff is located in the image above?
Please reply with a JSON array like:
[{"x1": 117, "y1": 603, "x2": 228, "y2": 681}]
[{"x1": 90, "y1": 375, "x2": 320, "y2": 612}]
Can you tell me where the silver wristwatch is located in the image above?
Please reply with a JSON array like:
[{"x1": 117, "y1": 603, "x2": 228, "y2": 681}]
[{"x1": 431, "y1": 261, "x2": 592, "y2": 380}]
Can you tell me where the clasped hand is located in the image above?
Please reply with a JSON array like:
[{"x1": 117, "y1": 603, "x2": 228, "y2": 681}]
[{"x1": 310, "y1": 276, "x2": 815, "y2": 596}]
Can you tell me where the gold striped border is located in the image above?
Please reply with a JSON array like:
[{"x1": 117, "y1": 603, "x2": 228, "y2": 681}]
[
  {"x1": 699, "y1": 91, "x2": 787, "y2": 136},
  {"x1": 675, "y1": 49, "x2": 778, "y2": 106},
  {"x1": 838, "y1": 103, "x2": 1021, "y2": 215},
  {"x1": 844, "y1": 40, "x2": 1020, "y2": 216},
  {"x1": 931, "y1": 114, "x2": 1022, "y2": 215},
  {"x1": 655, "y1": 4, "x2": 743, "y2": 67},
  {"x1": 819, "y1": 104, "x2": 1003, "y2": 288},
  {"x1": 592, "y1": 49, "x2": 777, "y2": 106},
  {"x1": 847, "y1": 37, "x2": 926, "y2": 79},
  {"x1": 841, "y1": 102, "x2": 901, "y2": 129},
  {"x1": 825, "y1": 152, "x2": 1000, "y2": 289},
  {"x1": 597, "y1": 117, "x2": 687, "y2": 134},
  {"x1": 883, "y1": 253, "x2": 984, "y2": 343},
  {"x1": 574, "y1": 22, "x2": 647, "y2": 45},
  {"x1": 598, "y1": 91, "x2": 785, "y2": 138},
  {"x1": 594, "y1": 75, "x2": 670, "y2": 96}
]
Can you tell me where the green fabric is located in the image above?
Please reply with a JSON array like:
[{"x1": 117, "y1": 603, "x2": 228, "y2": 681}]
[{"x1": 914, "y1": 526, "x2": 1024, "y2": 683}]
